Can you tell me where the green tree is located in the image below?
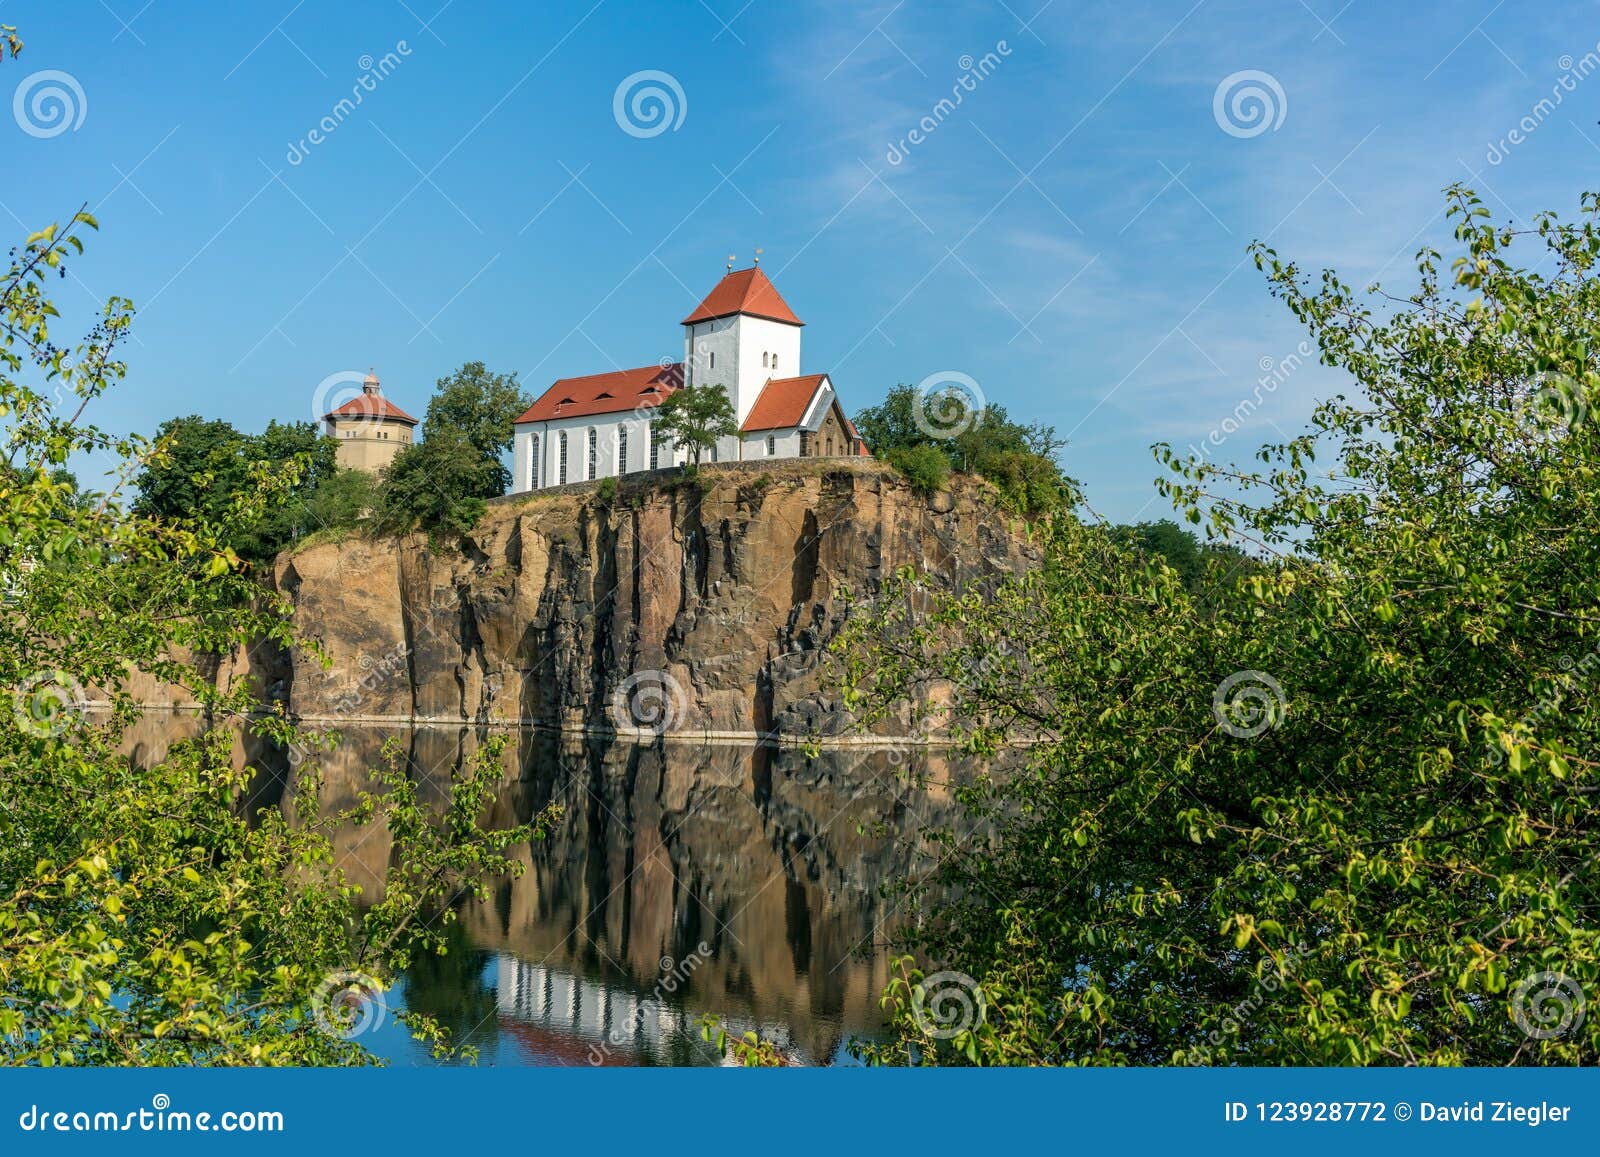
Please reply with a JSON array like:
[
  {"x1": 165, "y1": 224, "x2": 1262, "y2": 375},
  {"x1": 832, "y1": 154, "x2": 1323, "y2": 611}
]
[
  {"x1": 1, "y1": 206, "x2": 555, "y2": 1063},
  {"x1": 837, "y1": 186, "x2": 1600, "y2": 1066},
  {"x1": 133, "y1": 414, "x2": 247, "y2": 523},
  {"x1": 301, "y1": 465, "x2": 377, "y2": 532},
  {"x1": 240, "y1": 419, "x2": 339, "y2": 557},
  {"x1": 653, "y1": 384, "x2": 737, "y2": 467},
  {"x1": 420, "y1": 361, "x2": 529, "y2": 497},
  {"x1": 853, "y1": 384, "x2": 1072, "y2": 514},
  {"x1": 374, "y1": 427, "x2": 496, "y2": 537},
  {"x1": 1109, "y1": 519, "x2": 1249, "y2": 593},
  {"x1": 134, "y1": 416, "x2": 336, "y2": 561}
]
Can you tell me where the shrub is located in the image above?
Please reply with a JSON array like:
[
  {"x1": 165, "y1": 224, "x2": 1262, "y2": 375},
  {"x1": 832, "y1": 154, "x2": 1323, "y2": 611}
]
[
  {"x1": 854, "y1": 384, "x2": 1074, "y2": 514},
  {"x1": 372, "y1": 429, "x2": 493, "y2": 537},
  {"x1": 302, "y1": 467, "x2": 376, "y2": 532},
  {"x1": 885, "y1": 443, "x2": 950, "y2": 495}
]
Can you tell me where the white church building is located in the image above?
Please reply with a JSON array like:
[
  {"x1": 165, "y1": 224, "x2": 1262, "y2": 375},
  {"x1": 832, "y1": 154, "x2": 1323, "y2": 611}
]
[{"x1": 510, "y1": 265, "x2": 866, "y2": 492}]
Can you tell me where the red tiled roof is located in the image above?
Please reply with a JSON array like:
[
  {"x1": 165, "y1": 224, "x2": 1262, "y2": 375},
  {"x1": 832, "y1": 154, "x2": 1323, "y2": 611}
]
[
  {"x1": 323, "y1": 392, "x2": 418, "y2": 424},
  {"x1": 496, "y1": 1016, "x2": 632, "y2": 1066},
  {"x1": 682, "y1": 267, "x2": 803, "y2": 327},
  {"x1": 740, "y1": 373, "x2": 828, "y2": 432},
  {"x1": 515, "y1": 363, "x2": 683, "y2": 423}
]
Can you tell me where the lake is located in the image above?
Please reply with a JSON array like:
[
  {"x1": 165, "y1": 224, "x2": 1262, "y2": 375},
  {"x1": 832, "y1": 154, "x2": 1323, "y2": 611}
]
[{"x1": 119, "y1": 714, "x2": 962, "y2": 1066}]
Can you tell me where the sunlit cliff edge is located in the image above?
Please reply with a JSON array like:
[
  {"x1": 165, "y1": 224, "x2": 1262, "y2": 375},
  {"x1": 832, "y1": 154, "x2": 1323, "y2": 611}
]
[{"x1": 136, "y1": 460, "x2": 1039, "y2": 742}]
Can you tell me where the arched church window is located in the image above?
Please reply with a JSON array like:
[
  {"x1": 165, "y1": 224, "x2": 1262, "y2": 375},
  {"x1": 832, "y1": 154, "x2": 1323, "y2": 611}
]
[
  {"x1": 619, "y1": 426, "x2": 629, "y2": 474},
  {"x1": 558, "y1": 432, "x2": 568, "y2": 484},
  {"x1": 587, "y1": 428, "x2": 598, "y2": 480},
  {"x1": 529, "y1": 434, "x2": 540, "y2": 490}
]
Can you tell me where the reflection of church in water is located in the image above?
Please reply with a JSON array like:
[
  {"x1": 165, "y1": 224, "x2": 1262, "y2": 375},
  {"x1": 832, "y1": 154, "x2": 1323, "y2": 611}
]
[
  {"x1": 493, "y1": 956, "x2": 795, "y2": 1067},
  {"x1": 448, "y1": 736, "x2": 935, "y2": 1067},
  {"x1": 112, "y1": 701, "x2": 964, "y2": 1067}
]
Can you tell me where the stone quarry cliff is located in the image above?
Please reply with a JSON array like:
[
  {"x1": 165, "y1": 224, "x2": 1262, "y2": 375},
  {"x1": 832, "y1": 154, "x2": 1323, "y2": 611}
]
[{"x1": 269, "y1": 460, "x2": 1037, "y2": 740}]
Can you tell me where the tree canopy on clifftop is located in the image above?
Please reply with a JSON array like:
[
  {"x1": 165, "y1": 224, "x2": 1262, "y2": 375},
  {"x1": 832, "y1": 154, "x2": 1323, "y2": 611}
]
[{"x1": 853, "y1": 384, "x2": 1074, "y2": 515}]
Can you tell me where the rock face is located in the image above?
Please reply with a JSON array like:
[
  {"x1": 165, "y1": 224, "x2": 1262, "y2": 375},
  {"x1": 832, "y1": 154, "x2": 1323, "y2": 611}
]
[{"x1": 273, "y1": 460, "x2": 1036, "y2": 739}]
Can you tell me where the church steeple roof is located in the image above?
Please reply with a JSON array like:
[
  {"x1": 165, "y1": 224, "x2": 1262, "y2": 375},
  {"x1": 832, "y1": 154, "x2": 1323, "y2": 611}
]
[{"x1": 681, "y1": 266, "x2": 804, "y2": 327}]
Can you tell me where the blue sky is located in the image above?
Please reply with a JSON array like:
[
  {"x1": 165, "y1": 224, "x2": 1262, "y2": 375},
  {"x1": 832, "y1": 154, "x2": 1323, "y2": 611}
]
[{"x1": 6, "y1": 0, "x2": 1597, "y2": 521}]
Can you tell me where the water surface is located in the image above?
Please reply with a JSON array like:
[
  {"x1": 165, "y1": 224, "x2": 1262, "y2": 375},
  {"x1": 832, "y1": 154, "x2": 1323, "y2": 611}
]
[{"x1": 123, "y1": 716, "x2": 959, "y2": 1066}]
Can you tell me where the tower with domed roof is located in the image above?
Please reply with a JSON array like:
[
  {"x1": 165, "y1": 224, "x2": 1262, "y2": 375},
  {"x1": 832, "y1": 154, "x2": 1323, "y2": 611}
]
[{"x1": 321, "y1": 369, "x2": 419, "y2": 472}]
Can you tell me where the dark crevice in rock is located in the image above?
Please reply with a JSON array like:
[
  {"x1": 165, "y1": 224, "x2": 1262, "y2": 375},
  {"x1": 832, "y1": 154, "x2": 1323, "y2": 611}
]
[{"x1": 790, "y1": 507, "x2": 820, "y2": 612}]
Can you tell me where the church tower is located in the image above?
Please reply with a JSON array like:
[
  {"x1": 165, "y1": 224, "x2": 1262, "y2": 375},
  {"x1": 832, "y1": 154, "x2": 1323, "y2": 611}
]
[{"x1": 680, "y1": 261, "x2": 804, "y2": 427}]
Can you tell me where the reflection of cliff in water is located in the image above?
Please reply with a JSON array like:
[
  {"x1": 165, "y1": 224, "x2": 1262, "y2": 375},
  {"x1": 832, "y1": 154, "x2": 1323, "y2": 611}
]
[{"x1": 294, "y1": 725, "x2": 962, "y2": 1065}]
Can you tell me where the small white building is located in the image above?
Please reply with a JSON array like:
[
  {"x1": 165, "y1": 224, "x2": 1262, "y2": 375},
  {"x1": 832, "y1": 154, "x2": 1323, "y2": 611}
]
[{"x1": 510, "y1": 265, "x2": 865, "y2": 492}]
